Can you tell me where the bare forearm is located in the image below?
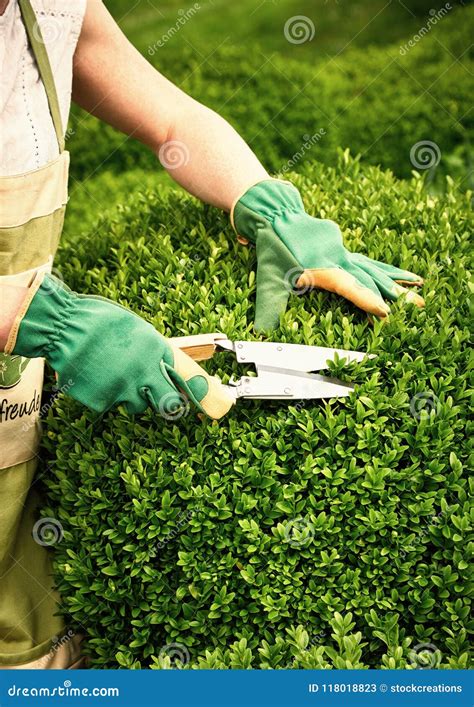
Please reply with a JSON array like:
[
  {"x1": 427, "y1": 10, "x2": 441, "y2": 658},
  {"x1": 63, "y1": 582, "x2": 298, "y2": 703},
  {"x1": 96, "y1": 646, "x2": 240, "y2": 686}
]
[
  {"x1": 72, "y1": 0, "x2": 268, "y2": 211},
  {"x1": 158, "y1": 95, "x2": 269, "y2": 209}
]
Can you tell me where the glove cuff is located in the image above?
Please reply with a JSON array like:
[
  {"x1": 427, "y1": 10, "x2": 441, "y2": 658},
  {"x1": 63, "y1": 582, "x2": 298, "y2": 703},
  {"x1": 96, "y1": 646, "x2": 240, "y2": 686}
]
[
  {"x1": 5, "y1": 273, "x2": 76, "y2": 359},
  {"x1": 230, "y1": 178, "x2": 304, "y2": 243}
]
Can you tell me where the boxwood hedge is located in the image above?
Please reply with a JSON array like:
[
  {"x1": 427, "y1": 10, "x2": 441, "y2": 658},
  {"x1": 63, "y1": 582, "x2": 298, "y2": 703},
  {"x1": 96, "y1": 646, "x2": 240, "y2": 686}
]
[
  {"x1": 41, "y1": 153, "x2": 472, "y2": 669},
  {"x1": 67, "y1": 4, "x2": 473, "y2": 182}
]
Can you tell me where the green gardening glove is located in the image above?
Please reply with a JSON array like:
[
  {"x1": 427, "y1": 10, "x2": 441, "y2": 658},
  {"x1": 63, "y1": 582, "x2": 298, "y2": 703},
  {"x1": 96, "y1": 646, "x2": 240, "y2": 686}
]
[
  {"x1": 5, "y1": 273, "x2": 233, "y2": 419},
  {"x1": 232, "y1": 179, "x2": 424, "y2": 331}
]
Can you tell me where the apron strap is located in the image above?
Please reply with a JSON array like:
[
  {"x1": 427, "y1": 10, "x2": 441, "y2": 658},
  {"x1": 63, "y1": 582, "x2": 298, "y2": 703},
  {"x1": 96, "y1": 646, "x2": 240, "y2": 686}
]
[{"x1": 18, "y1": 0, "x2": 65, "y2": 153}]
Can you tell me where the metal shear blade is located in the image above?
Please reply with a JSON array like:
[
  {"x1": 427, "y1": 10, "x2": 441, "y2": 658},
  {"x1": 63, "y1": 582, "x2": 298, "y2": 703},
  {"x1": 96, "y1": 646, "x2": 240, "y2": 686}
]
[
  {"x1": 226, "y1": 366, "x2": 355, "y2": 400},
  {"x1": 216, "y1": 338, "x2": 368, "y2": 401},
  {"x1": 171, "y1": 334, "x2": 372, "y2": 403}
]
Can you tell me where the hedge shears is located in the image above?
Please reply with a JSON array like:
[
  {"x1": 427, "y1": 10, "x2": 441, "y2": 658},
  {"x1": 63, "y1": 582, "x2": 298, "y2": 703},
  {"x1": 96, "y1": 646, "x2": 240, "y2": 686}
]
[{"x1": 171, "y1": 333, "x2": 373, "y2": 403}]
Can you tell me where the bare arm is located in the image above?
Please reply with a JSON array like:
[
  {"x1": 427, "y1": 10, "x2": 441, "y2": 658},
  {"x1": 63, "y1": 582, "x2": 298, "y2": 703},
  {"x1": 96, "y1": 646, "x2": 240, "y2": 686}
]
[
  {"x1": 72, "y1": 0, "x2": 269, "y2": 210},
  {"x1": 1, "y1": 4, "x2": 267, "y2": 350}
]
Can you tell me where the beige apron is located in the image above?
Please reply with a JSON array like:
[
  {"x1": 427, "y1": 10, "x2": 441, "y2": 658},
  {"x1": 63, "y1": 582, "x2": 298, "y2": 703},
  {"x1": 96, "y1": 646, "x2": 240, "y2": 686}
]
[{"x1": 0, "y1": 0, "x2": 83, "y2": 668}]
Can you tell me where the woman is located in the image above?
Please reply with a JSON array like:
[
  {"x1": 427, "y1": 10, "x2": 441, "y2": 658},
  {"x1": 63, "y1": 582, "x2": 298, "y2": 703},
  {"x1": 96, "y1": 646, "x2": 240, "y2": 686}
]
[{"x1": 0, "y1": 0, "x2": 424, "y2": 669}]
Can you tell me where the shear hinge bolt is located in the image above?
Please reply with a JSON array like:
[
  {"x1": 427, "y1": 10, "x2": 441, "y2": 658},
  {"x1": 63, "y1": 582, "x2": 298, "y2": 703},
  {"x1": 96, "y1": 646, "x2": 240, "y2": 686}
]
[{"x1": 284, "y1": 387, "x2": 292, "y2": 394}]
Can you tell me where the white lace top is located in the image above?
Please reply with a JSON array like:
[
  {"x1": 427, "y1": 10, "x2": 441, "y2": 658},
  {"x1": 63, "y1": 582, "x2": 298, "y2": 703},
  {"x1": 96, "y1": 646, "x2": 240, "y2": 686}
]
[{"x1": 0, "y1": 0, "x2": 86, "y2": 176}]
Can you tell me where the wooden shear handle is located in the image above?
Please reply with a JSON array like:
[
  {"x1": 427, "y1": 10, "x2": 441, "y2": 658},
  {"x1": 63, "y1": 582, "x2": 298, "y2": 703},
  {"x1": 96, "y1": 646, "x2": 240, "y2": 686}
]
[{"x1": 168, "y1": 332, "x2": 227, "y2": 362}]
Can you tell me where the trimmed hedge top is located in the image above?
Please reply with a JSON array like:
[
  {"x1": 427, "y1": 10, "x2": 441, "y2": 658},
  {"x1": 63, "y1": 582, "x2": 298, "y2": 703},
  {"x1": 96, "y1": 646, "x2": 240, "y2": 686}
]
[{"x1": 43, "y1": 154, "x2": 472, "y2": 668}]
